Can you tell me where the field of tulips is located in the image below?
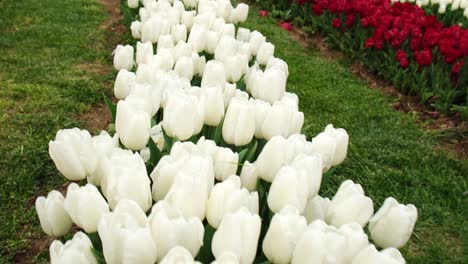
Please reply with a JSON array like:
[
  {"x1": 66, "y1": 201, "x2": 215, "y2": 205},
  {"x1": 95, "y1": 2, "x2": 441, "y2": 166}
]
[
  {"x1": 258, "y1": 0, "x2": 468, "y2": 117},
  {"x1": 32, "y1": 0, "x2": 423, "y2": 263}
]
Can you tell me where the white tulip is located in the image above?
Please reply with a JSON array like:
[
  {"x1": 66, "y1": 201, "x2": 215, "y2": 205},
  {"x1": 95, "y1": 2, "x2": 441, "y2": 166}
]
[
  {"x1": 213, "y1": 147, "x2": 238, "y2": 181},
  {"x1": 224, "y1": 55, "x2": 246, "y2": 83},
  {"x1": 167, "y1": 8, "x2": 181, "y2": 26},
  {"x1": 88, "y1": 131, "x2": 119, "y2": 182},
  {"x1": 98, "y1": 200, "x2": 157, "y2": 264},
  {"x1": 263, "y1": 207, "x2": 307, "y2": 264},
  {"x1": 220, "y1": 23, "x2": 236, "y2": 38},
  {"x1": 325, "y1": 124, "x2": 349, "y2": 166},
  {"x1": 268, "y1": 166, "x2": 309, "y2": 213},
  {"x1": 236, "y1": 27, "x2": 250, "y2": 42},
  {"x1": 128, "y1": 0, "x2": 139, "y2": 8},
  {"x1": 201, "y1": 60, "x2": 227, "y2": 88},
  {"x1": 158, "y1": 35, "x2": 175, "y2": 53},
  {"x1": 150, "y1": 155, "x2": 184, "y2": 201},
  {"x1": 114, "y1": 69, "x2": 136, "y2": 100},
  {"x1": 101, "y1": 149, "x2": 153, "y2": 212},
  {"x1": 136, "y1": 41, "x2": 153, "y2": 65},
  {"x1": 126, "y1": 82, "x2": 161, "y2": 116},
  {"x1": 231, "y1": 3, "x2": 249, "y2": 23},
  {"x1": 215, "y1": 36, "x2": 237, "y2": 62},
  {"x1": 369, "y1": 197, "x2": 418, "y2": 248},
  {"x1": 249, "y1": 68, "x2": 286, "y2": 104},
  {"x1": 115, "y1": 99, "x2": 151, "y2": 150},
  {"x1": 50, "y1": 232, "x2": 97, "y2": 264},
  {"x1": 291, "y1": 153, "x2": 322, "y2": 198},
  {"x1": 200, "y1": 87, "x2": 225, "y2": 126},
  {"x1": 249, "y1": 30, "x2": 266, "y2": 56},
  {"x1": 352, "y1": 245, "x2": 406, "y2": 264},
  {"x1": 163, "y1": 91, "x2": 204, "y2": 141},
  {"x1": 207, "y1": 176, "x2": 259, "y2": 228},
  {"x1": 304, "y1": 195, "x2": 330, "y2": 223},
  {"x1": 267, "y1": 57, "x2": 289, "y2": 77},
  {"x1": 174, "y1": 40, "x2": 193, "y2": 61},
  {"x1": 49, "y1": 128, "x2": 97, "y2": 181},
  {"x1": 217, "y1": 1, "x2": 233, "y2": 21},
  {"x1": 181, "y1": 11, "x2": 196, "y2": 29},
  {"x1": 291, "y1": 220, "x2": 347, "y2": 264},
  {"x1": 240, "y1": 161, "x2": 258, "y2": 192},
  {"x1": 255, "y1": 136, "x2": 294, "y2": 182},
  {"x1": 130, "y1": 20, "x2": 142, "y2": 39},
  {"x1": 339, "y1": 223, "x2": 369, "y2": 262},
  {"x1": 188, "y1": 24, "x2": 207, "y2": 53},
  {"x1": 326, "y1": 180, "x2": 374, "y2": 227},
  {"x1": 152, "y1": 48, "x2": 175, "y2": 72},
  {"x1": 222, "y1": 97, "x2": 255, "y2": 146},
  {"x1": 255, "y1": 101, "x2": 304, "y2": 140},
  {"x1": 174, "y1": 56, "x2": 194, "y2": 80},
  {"x1": 141, "y1": 18, "x2": 161, "y2": 43},
  {"x1": 160, "y1": 246, "x2": 201, "y2": 264},
  {"x1": 113, "y1": 44, "x2": 134, "y2": 70},
  {"x1": 63, "y1": 183, "x2": 109, "y2": 233},
  {"x1": 149, "y1": 201, "x2": 204, "y2": 261},
  {"x1": 205, "y1": 30, "x2": 221, "y2": 54},
  {"x1": 212, "y1": 252, "x2": 240, "y2": 264},
  {"x1": 257, "y1": 42, "x2": 275, "y2": 65},
  {"x1": 192, "y1": 52, "x2": 206, "y2": 76},
  {"x1": 151, "y1": 123, "x2": 165, "y2": 151},
  {"x1": 172, "y1": 24, "x2": 187, "y2": 43},
  {"x1": 212, "y1": 208, "x2": 261, "y2": 264},
  {"x1": 35, "y1": 190, "x2": 72, "y2": 238}
]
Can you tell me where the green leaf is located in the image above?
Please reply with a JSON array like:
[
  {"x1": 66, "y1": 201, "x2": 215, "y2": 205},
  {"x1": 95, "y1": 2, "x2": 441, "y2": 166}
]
[
  {"x1": 195, "y1": 224, "x2": 216, "y2": 263},
  {"x1": 148, "y1": 138, "x2": 163, "y2": 166},
  {"x1": 91, "y1": 247, "x2": 106, "y2": 264},
  {"x1": 238, "y1": 148, "x2": 249, "y2": 163},
  {"x1": 213, "y1": 118, "x2": 224, "y2": 145},
  {"x1": 102, "y1": 93, "x2": 117, "y2": 122},
  {"x1": 161, "y1": 126, "x2": 173, "y2": 152},
  {"x1": 245, "y1": 139, "x2": 258, "y2": 162}
]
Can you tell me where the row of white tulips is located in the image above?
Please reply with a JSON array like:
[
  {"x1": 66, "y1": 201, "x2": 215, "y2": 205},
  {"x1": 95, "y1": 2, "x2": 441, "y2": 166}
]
[
  {"x1": 36, "y1": 0, "x2": 418, "y2": 263},
  {"x1": 393, "y1": 0, "x2": 468, "y2": 17}
]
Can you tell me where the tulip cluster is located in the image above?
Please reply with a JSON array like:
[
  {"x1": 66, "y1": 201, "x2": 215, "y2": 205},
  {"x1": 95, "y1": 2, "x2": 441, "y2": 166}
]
[{"x1": 37, "y1": 0, "x2": 419, "y2": 263}]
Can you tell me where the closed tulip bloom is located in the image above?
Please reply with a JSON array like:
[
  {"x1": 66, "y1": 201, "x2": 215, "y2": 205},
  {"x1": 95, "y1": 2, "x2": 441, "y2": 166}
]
[
  {"x1": 324, "y1": 124, "x2": 349, "y2": 166},
  {"x1": 309, "y1": 132, "x2": 336, "y2": 171},
  {"x1": 98, "y1": 200, "x2": 157, "y2": 264},
  {"x1": 339, "y1": 223, "x2": 369, "y2": 262},
  {"x1": 174, "y1": 56, "x2": 194, "y2": 81},
  {"x1": 369, "y1": 197, "x2": 418, "y2": 249},
  {"x1": 152, "y1": 48, "x2": 175, "y2": 72},
  {"x1": 114, "y1": 69, "x2": 136, "y2": 100},
  {"x1": 101, "y1": 149, "x2": 153, "y2": 212},
  {"x1": 212, "y1": 252, "x2": 240, "y2": 264},
  {"x1": 207, "y1": 176, "x2": 259, "y2": 228},
  {"x1": 158, "y1": 35, "x2": 175, "y2": 53},
  {"x1": 212, "y1": 208, "x2": 261, "y2": 264},
  {"x1": 36, "y1": 190, "x2": 72, "y2": 238},
  {"x1": 223, "y1": 83, "x2": 244, "y2": 109},
  {"x1": 267, "y1": 57, "x2": 289, "y2": 77},
  {"x1": 115, "y1": 99, "x2": 151, "y2": 150},
  {"x1": 249, "y1": 31, "x2": 266, "y2": 56},
  {"x1": 291, "y1": 220, "x2": 347, "y2": 264},
  {"x1": 50, "y1": 232, "x2": 97, "y2": 264},
  {"x1": 163, "y1": 91, "x2": 204, "y2": 141},
  {"x1": 149, "y1": 201, "x2": 204, "y2": 261},
  {"x1": 165, "y1": 172, "x2": 209, "y2": 220},
  {"x1": 49, "y1": 128, "x2": 98, "y2": 181},
  {"x1": 291, "y1": 153, "x2": 322, "y2": 198},
  {"x1": 217, "y1": 1, "x2": 233, "y2": 21},
  {"x1": 326, "y1": 180, "x2": 374, "y2": 227},
  {"x1": 172, "y1": 24, "x2": 187, "y2": 43},
  {"x1": 160, "y1": 246, "x2": 201, "y2": 264},
  {"x1": 232, "y1": 3, "x2": 249, "y2": 23},
  {"x1": 181, "y1": 10, "x2": 196, "y2": 29},
  {"x1": 113, "y1": 44, "x2": 134, "y2": 70},
  {"x1": 255, "y1": 136, "x2": 294, "y2": 182},
  {"x1": 224, "y1": 55, "x2": 245, "y2": 83},
  {"x1": 131, "y1": 20, "x2": 142, "y2": 39},
  {"x1": 352, "y1": 245, "x2": 406, "y2": 264},
  {"x1": 126, "y1": 82, "x2": 161, "y2": 116},
  {"x1": 263, "y1": 207, "x2": 307, "y2": 264},
  {"x1": 192, "y1": 52, "x2": 206, "y2": 76},
  {"x1": 167, "y1": 8, "x2": 181, "y2": 27},
  {"x1": 255, "y1": 101, "x2": 304, "y2": 140},
  {"x1": 200, "y1": 87, "x2": 225, "y2": 126},
  {"x1": 141, "y1": 18, "x2": 160, "y2": 43},
  {"x1": 236, "y1": 27, "x2": 250, "y2": 42},
  {"x1": 201, "y1": 60, "x2": 227, "y2": 88},
  {"x1": 136, "y1": 41, "x2": 153, "y2": 65},
  {"x1": 64, "y1": 183, "x2": 109, "y2": 233},
  {"x1": 215, "y1": 36, "x2": 237, "y2": 62},
  {"x1": 268, "y1": 166, "x2": 309, "y2": 213},
  {"x1": 213, "y1": 147, "x2": 238, "y2": 181},
  {"x1": 256, "y1": 42, "x2": 274, "y2": 65},
  {"x1": 256, "y1": 68, "x2": 287, "y2": 104},
  {"x1": 174, "y1": 41, "x2": 192, "y2": 61},
  {"x1": 304, "y1": 195, "x2": 330, "y2": 223},
  {"x1": 222, "y1": 97, "x2": 255, "y2": 146},
  {"x1": 127, "y1": 0, "x2": 139, "y2": 8},
  {"x1": 188, "y1": 24, "x2": 207, "y2": 53},
  {"x1": 240, "y1": 161, "x2": 258, "y2": 192},
  {"x1": 220, "y1": 23, "x2": 236, "y2": 38},
  {"x1": 205, "y1": 30, "x2": 221, "y2": 54}
]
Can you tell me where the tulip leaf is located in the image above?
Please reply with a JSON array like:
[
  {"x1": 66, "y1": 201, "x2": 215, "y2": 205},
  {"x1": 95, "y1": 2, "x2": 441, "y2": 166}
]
[
  {"x1": 91, "y1": 248, "x2": 106, "y2": 264},
  {"x1": 148, "y1": 139, "x2": 162, "y2": 167},
  {"x1": 102, "y1": 93, "x2": 117, "y2": 122},
  {"x1": 245, "y1": 139, "x2": 258, "y2": 162},
  {"x1": 213, "y1": 118, "x2": 224, "y2": 145},
  {"x1": 161, "y1": 126, "x2": 173, "y2": 152},
  {"x1": 238, "y1": 148, "x2": 249, "y2": 163},
  {"x1": 195, "y1": 224, "x2": 216, "y2": 263}
]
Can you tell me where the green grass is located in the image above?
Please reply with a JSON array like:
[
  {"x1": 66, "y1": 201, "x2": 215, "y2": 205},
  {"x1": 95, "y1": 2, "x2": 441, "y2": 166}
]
[
  {"x1": 243, "y1": 11, "x2": 467, "y2": 263},
  {"x1": 0, "y1": 0, "x2": 113, "y2": 262}
]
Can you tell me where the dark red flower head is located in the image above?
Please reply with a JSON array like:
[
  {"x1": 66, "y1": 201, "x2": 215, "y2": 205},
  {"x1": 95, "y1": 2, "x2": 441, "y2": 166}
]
[
  {"x1": 332, "y1": 18, "x2": 341, "y2": 28},
  {"x1": 259, "y1": 10, "x2": 268, "y2": 17}
]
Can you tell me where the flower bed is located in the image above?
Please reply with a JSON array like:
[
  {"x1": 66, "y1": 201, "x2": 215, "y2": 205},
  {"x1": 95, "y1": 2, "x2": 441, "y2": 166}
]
[
  {"x1": 258, "y1": 0, "x2": 468, "y2": 117},
  {"x1": 36, "y1": 0, "x2": 418, "y2": 263}
]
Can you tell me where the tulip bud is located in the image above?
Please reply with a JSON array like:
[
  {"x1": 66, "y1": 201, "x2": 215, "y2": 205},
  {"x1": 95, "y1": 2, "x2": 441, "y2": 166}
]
[
  {"x1": 50, "y1": 232, "x2": 97, "y2": 264},
  {"x1": 128, "y1": 0, "x2": 139, "y2": 8},
  {"x1": 167, "y1": 8, "x2": 181, "y2": 26},
  {"x1": 267, "y1": 57, "x2": 289, "y2": 77},
  {"x1": 268, "y1": 166, "x2": 309, "y2": 213},
  {"x1": 115, "y1": 99, "x2": 151, "y2": 150},
  {"x1": 172, "y1": 24, "x2": 187, "y2": 43},
  {"x1": 251, "y1": 68, "x2": 286, "y2": 104},
  {"x1": 257, "y1": 42, "x2": 275, "y2": 65},
  {"x1": 188, "y1": 24, "x2": 207, "y2": 53},
  {"x1": 232, "y1": 3, "x2": 249, "y2": 23},
  {"x1": 160, "y1": 246, "x2": 200, "y2": 264},
  {"x1": 205, "y1": 30, "x2": 221, "y2": 54},
  {"x1": 339, "y1": 223, "x2": 369, "y2": 262},
  {"x1": 136, "y1": 41, "x2": 153, "y2": 65},
  {"x1": 263, "y1": 207, "x2": 307, "y2": 264},
  {"x1": 35, "y1": 190, "x2": 72, "y2": 238},
  {"x1": 101, "y1": 149, "x2": 153, "y2": 212},
  {"x1": 192, "y1": 52, "x2": 206, "y2": 76},
  {"x1": 351, "y1": 245, "x2": 405, "y2": 264},
  {"x1": 240, "y1": 161, "x2": 258, "y2": 192},
  {"x1": 152, "y1": 48, "x2": 175, "y2": 72},
  {"x1": 114, "y1": 69, "x2": 136, "y2": 100},
  {"x1": 310, "y1": 124, "x2": 349, "y2": 171},
  {"x1": 369, "y1": 197, "x2": 417, "y2": 249},
  {"x1": 326, "y1": 180, "x2": 374, "y2": 227},
  {"x1": 174, "y1": 41, "x2": 193, "y2": 60},
  {"x1": 131, "y1": 21, "x2": 142, "y2": 39},
  {"x1": 215, "y1": 36, "x2": 237, "y2": 62},
  {"x1": 181, "y1": 11, "x2": 196, "y2": 30},
  {"x1": 212, "y1": 252, "x2": 240, "y2": 264},
  {"x1": 163, "y1": 91, "x2": 204, "y2": 141},
  {"x1": 222, "y1": 97, "x2": 255, "y2": 146},
  {"x1": 174, "y1": 56, "x2": 194, "y2": 80},
  {"x1": 201, "y1": 60, "x2": 227, "y2": 88},
  {"x1": 304, "y1": 195, "x2": 330, "y2": 223},
  {"x1": 158, "y1": 35, "x2": 175, "y2": 53},
  {"x1": 98, "y1": 200, "x2": 157, "y2": 264},
  {"x1": 200, "y1": 87, "x2": 225, "y2": 126},
  {"x1": 217, "y1": 1, "x2": 233, "y2": 21},
  {"x1": 249, "y1": 31, "x2": 266, "y2": 56},
  {"x1": 141, "y1": 18, "x2": 161, "y2": 43},
  {"x1": 64, "y1": 183, "x2": 110, "y2": 233},
  {"x1": 255, "y1": 136, "x2": 293, "y2": 182},
  {"x1": 236, "y1": 27, "x2": 251, "y2": 42},
  {"x1": 113, "y1": 44, "x2": 134, "y2": 70},
  {"x1": 212, "y1": 208, "x2": 261, "y2": 264},
  {"x1": 224, "y1": 55, "x2": 246, "y2": 83},
  {"x1": 149, "y1": 201, "x2": 204, "y2": 261},
  {"x1": 207, "y1": 176, "x2": 259, "y2": 228},
  {"x1": 49, "y1": 128, "x2": 98, "y2": 181}
]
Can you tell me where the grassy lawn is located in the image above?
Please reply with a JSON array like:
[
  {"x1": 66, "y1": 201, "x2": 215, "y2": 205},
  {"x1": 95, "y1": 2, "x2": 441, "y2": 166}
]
[
  {"x1": 0, "y1": 0, "x2": 113, "y2": 261},
  {"x1": 243, "y1": 11, "x2": 467, "y2": 264}
]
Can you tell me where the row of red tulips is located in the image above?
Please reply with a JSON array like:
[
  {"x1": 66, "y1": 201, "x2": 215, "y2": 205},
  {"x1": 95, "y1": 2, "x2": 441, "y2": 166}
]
[{"x1": 257, "y1": 0, "x2": 468, "y2": 117}]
